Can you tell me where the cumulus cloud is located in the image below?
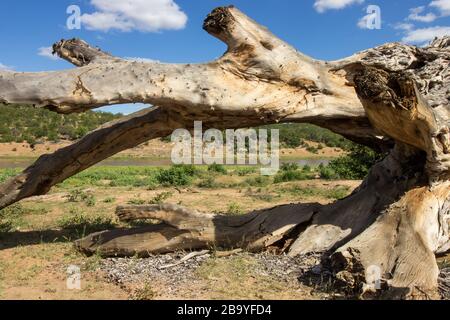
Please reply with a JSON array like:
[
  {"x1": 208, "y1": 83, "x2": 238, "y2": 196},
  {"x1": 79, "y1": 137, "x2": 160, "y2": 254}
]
[
  {"x1": 395, "y1": 23, "x2": 415, "y2": 31},
  {"x1": 0, "y1": 62, "x2": 13, "y2": 71},
  {"x1": 314, "y1": 0, "x2": 364, "y2": 13},
  {"x1": 430, "y1": 0, "x2": 450, "y2": 16},
  {"x1": 38, "y1": 47, "x2": 59, "y2": 60},
  {"x1": 402, "y1": 26, "x2": 450, "y2": 44},
  {"x1": 408, "y1": 6, "x2": 437, "y2": 22},
  {"x1": 81, "y1": 0, "x2": 188, "y2": 32}
]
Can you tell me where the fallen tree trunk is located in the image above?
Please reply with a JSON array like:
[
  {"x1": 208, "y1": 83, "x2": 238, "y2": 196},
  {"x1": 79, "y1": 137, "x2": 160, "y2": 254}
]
[{"x1": 0, "y1": 6, "x2": 449, "y2": 299}]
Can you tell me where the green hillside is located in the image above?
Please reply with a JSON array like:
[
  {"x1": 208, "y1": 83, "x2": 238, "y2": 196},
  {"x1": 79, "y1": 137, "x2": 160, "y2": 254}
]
[
  {"x1": 0, "y1": 104, "x2": 353, "y2": 151},
  {"x1": 0, "y1": 104, "x2": 120, "y2": 144}
]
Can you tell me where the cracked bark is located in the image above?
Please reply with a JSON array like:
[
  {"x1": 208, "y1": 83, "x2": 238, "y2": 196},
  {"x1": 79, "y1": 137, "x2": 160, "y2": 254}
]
[{"x1": 0, "y1": 6, "x2": 449, "y2": 299}]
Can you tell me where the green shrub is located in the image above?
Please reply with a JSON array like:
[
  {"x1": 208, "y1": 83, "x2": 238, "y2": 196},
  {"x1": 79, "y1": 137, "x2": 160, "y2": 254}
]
[
  {"x1": 156, "y1": 165, "x2": 197, "y2": 186},
  {"x1": 207, "y1": 164, "x2": 227, "y2": 175},
  {"x1": 274, "y1": 170, "x2": 313, "y2": 183},
  {"x1": 319, "y1": 166, "x2": 339, "y2": 180},
  {"x1": 235, "y1": 167, "x2": 257, "y2": 176},
  {"x1": 244, "y1": 176, "x2": 271, "y2": 187},
  {"x1": 148, "y1": 192, "x2": 173, "y2": 204},
  {"x1": 281, "y1": 163, "x2": 299, "y2": 171},
  {"x1": 327, "y1": 145, "x2": 384, "y2": 180},
  {"x1": 226, "y1": 202, "x2": 244, "y2": 215},
  {"x1": 306, "y1": 146, "x2": 318, "y2": 154},
  {"x1": 198, "y1": 177, "x2": 219, "y2": 189}
]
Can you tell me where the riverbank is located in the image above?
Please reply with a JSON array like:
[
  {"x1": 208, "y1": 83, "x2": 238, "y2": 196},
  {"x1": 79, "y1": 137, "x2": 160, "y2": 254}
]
[{"x1": 0, "y1": 139, "x2": 344, "y2": 169}]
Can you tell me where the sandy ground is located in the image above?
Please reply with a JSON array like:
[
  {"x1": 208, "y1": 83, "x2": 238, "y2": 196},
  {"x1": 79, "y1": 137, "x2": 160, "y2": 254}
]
[
  {"x1": 0, "y1": 179, "x2": 359, "y2": 300},
  {"x1": 0, "y1": 140, "x2": 345, "y2": 159}
]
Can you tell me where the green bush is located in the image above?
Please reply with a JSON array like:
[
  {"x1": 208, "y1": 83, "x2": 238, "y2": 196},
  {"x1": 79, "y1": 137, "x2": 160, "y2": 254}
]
[
  {"x1": 281, "y1": 163, "x2": 299, "y2": 171},
  {"x1": 156, "y1": 165, "x2": 198, "y2": 186},
  {"x1": 274, "y1": 170, "x2": 313, "y2": 183},
  {"x1": 318, "y1": 167, "x2": 337, "y2": 180},
  {"x1": 244, "y1": 176, "x2": 271, "y2": 187},
  {"x1": 226, "y1": 202, "x2": 244, "y2": 215},
  {"x1": 198, "y1": 177, "x2": 220, "y2": 189},
  {"x1": 207, "y1": 164, "x2": 227, "y2": 175},
  {"x1": 148, "y1": 192, "x2": 173, "y2": 204},
  {"x1": 326, "y1": 145, "x2": 384, "y2": 180}
]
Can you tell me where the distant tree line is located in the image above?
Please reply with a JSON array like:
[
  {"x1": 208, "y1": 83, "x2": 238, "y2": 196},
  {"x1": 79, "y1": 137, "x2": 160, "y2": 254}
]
[
  {"x1": 0, "y1": 104, "x2": 120, "y2": 144},
  {"x1": 1, "y1": 104, "x2": 354, "y2": 152}
]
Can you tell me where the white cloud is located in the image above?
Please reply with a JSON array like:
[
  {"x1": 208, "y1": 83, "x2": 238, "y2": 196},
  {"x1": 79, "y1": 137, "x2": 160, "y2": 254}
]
[
  {"x1": 430, "y1": 0, "x2": 450, "y2": 16},
  {"x1": 402, "y1": 26, "x2": 450, "y2": 44},
  {"x1": 314, "y1": 0, "x2": 364, "y2": 13},
  {"x1": 38, "y1": 46, "x2": 59, "y2": 60},
  {"x1": 408, "y1": 6, "x2": 437, "y2": 22},
  {"x1": 395, "y1": 23, "x2": 415, "y2": 31},
  {"x1": 0, "y1": 62, "x2": 13, "y2": 71},
  {"x1": 81, "y1": 0, "x2": 188, "y2": 32}
]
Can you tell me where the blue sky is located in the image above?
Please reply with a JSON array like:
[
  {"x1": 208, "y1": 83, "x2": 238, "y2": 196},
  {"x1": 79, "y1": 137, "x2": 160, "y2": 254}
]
[{"x1": 1, "y1": 0, "x2": 449, "y2": 114}]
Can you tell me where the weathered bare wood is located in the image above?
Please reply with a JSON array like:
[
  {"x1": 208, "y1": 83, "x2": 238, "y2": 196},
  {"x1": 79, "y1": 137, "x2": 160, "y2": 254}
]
[{"x1": 0, "y1": 5, "x2": 449, "y2": 299}]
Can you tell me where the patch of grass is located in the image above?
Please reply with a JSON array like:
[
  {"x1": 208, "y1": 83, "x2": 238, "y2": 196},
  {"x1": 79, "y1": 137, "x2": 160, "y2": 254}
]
[
  {"x1": 234, "y1": 167, "x2": 257, "y2": 176},
  {"x1": 148, "y1": 192, "x2": 173, "y2": 204},
  {"x1": 226, "y1": 202, "x2": 244, "y2": 215},
  {"x1": 66, "y1": 189, "x2": 96, "y2": 207},
  {"x1": 0, "y1": 168, "x2": 20, "y2": 183},
  {"x1": 127, "y1": 198, "x2": 146, "y2": 205},
  {"x1": 56, "y1": 207, "x2": 116, "y2": 236},
  {"x1": 283, "y1": 185, "x2": 351, "y2": 200},
  {"x1": 16, "y1": 264, "x2": 43, "y2": 282},
  {"x1": 103, "y1": 197, "x2": 116, "y2": 203},
  {"x1": 0, "y1": 203, "x2": 27, "y2": 232},
  {"x1": 58, "y1": 166, "x2": 160, "y2": 189},
  {"x1": 197, "y1": 255, "x2": 256, "y2": 281},
  {"x1": 131, "y1": 283, "x2": 156, "y2": 300}
]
